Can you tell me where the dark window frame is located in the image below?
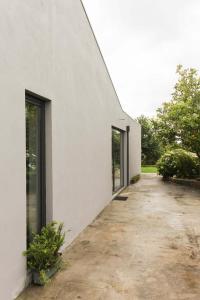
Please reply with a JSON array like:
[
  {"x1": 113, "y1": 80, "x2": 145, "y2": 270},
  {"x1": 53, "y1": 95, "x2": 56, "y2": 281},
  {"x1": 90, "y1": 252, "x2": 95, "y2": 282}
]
[
  {"x1": 112, "y1": 126, "x2": 125, "y2": 193},
  {"x1": 25, "y1": 91, "x2": 46, "y2": 234}
]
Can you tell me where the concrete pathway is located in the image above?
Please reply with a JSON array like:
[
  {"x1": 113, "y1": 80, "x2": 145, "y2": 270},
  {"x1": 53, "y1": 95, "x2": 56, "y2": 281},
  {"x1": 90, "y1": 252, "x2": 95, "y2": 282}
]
[{"x1": 19, "y1": 174, "x2": 200, "y2": 300}]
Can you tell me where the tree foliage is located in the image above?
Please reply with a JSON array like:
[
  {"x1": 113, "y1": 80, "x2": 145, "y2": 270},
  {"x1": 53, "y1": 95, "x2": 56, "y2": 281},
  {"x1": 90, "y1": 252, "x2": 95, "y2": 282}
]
[
  {"x1": 137, "y1": 115, "x2": 162, "y2": 164},
  {"x1": 155, "y1": 65, "x2": 200, "y2": 158}
]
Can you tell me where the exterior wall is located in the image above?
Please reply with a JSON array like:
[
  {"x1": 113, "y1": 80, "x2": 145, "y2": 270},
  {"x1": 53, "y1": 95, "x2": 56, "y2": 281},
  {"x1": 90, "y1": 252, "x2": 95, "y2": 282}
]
[
  {"x1": 0, "y1": 1, "x2": 141, "y2": 299},
  {"x1": 128, "y1": 115, "x2": 141, "y2": 178}
]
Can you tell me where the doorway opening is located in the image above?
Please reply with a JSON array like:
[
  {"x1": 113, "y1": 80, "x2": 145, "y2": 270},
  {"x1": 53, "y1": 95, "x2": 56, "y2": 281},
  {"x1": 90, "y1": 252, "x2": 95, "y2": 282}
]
[
  {"x1": 26, "y1": 93, "x2": 46, "y2": 243},
  {"x1": 112, "y1": 128, "x2": 124, "y2": 193}
]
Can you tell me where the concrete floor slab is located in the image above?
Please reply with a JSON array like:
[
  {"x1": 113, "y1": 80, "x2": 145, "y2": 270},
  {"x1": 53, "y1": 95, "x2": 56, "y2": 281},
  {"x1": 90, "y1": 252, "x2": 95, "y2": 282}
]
[{"x1": 18, "y1": 174, "x2": 200, "y2": 300}]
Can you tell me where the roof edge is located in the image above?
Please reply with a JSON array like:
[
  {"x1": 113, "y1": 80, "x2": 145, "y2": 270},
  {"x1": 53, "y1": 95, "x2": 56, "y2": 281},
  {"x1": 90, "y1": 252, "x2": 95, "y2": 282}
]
[{"x1": 80, "y1": 0, "x2": 138, "y2": 124}]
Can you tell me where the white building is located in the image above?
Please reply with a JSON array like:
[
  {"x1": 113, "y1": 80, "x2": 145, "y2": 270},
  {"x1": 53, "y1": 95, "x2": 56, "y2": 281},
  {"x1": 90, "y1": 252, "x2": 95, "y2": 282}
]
[{"x1": 0, "y1": 1, "x2": 141, "y2": 299}]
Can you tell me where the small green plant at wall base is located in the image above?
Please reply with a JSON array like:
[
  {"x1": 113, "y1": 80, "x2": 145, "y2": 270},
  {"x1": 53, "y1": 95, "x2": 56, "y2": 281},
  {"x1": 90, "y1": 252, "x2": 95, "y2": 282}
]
[
  {"x1": 38, "y1": 269, "x2": 50, "y2": 285},
  {"x1": 23, "y1": 221, "x2": 65, "y2": 285},
  {"x1": 130, "y1": 174, "x2": 140, "y2": 184}
]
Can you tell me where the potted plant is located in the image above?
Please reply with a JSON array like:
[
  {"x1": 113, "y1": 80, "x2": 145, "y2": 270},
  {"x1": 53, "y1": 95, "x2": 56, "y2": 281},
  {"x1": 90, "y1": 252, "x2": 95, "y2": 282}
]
[{"x1": 23, "y1": 221, "x2": 65, "y2": 285}]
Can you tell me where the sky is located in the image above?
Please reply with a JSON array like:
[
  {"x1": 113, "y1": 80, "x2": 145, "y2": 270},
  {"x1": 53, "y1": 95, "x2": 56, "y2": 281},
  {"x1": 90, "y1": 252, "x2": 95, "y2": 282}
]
[{"x1": 82, "y1": 0, "x2": 200, "y2": 118}]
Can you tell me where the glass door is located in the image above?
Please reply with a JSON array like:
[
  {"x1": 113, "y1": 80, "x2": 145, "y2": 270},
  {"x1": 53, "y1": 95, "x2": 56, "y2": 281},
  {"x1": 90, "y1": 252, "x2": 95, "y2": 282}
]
[
  {"x1": 26, "y1": 95, "x2": 45, "y2": 242},
  {"x1": 112, "y1": 128, "x2": 124, "y2": 192}
]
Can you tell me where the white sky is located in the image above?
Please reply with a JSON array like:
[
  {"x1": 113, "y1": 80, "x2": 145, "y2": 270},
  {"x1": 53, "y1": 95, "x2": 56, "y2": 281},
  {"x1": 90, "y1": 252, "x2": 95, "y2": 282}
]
[{"x1": 82, "y1": 0, "x2": 200, "y2": 118}]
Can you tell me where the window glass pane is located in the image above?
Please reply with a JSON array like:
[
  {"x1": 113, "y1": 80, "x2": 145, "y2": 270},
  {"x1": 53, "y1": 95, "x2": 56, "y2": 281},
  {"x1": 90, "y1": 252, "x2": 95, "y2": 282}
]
[
  {"x1": 26, "y1": 101, "x2": 42, "y2": 242},
  {"x1": 112, "y1": 129, "x2": 124, "y2": 192}
]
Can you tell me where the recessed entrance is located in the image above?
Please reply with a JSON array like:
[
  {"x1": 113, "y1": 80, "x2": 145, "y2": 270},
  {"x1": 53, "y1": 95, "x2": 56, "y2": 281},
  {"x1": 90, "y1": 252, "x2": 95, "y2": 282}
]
[
  {"x1": 112, "y1": 128, "x2": 124, "y2": 193},
  {"x1": 26, "y1": 93, "x2": 46, "y2": 242}
]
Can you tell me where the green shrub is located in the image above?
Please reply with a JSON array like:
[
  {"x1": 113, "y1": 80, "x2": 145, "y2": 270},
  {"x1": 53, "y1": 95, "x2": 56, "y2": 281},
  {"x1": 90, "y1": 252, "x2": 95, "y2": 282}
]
[
  {"x1": 130, "y1": 174, "x2": 140, "y2": 184},
  {"x1": 157, "y1": 149, "x2": 199, "y2": 179},
  {"x1": 23, "y1": 221, "x2": 65, "y2": 284}
]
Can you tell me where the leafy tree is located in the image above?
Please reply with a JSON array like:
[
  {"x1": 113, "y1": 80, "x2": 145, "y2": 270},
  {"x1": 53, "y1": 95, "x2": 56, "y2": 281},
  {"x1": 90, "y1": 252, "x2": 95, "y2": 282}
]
[
  {"x1": 137, "y1": 115, "x2": 162, "y2": 165},
  {"x1": 155, "y1": 65, "x2": 200, "y2": 158},
  {"x1": 157, "y1": 149, "x2": 199, "y2": 179}
]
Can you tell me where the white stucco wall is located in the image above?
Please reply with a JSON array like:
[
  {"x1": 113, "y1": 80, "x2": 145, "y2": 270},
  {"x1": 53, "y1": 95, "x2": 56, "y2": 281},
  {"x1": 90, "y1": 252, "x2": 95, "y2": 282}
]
[{"x1": 0, "y1": 1, "x2": 141, "y2": 299}]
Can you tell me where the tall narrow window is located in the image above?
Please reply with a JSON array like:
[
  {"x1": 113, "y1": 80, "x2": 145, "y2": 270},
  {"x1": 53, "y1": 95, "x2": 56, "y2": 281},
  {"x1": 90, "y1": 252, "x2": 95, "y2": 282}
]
[
  {"x1": 112, "y1": 128, "x2": 124, "y2": 192},
  {"x1": 26, "y1": 95, "x2": 46, "y2": 242}
]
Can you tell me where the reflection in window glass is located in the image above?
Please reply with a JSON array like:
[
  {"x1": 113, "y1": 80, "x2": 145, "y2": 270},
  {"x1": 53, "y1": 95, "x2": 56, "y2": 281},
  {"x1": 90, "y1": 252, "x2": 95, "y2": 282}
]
[
  {"x1": 112, "y1": 129, "x2": 124, "y2": 192},
  {"x1": 26, "y1": 100, "x2": 45, "y2": 242}
]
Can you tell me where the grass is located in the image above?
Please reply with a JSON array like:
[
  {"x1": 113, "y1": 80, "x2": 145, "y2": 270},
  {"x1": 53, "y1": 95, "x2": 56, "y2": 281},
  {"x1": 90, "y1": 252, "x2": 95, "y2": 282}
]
[{"x1": 141, "y1": 165, "x2": 157, "y2": 173}]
